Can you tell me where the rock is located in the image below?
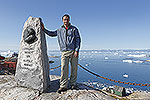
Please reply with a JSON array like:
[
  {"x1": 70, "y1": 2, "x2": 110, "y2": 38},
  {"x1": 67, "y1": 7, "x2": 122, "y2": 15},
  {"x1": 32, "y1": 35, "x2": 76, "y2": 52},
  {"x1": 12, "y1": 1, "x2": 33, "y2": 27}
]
[
  {"x1": 36, "y1": 89, "x2": 115, "y2": 100},
  {"x1": 127, "y1": 91, "x2": 150, "y2": 99},
  {"x1": 0, "y1": 75, "x2": 39, "y2": 100},
  {"x1": 0, "y1": 75, "x2": 116, "y2": 100},
  {"x1": 36, "y1": 76, "x2": 116, "y2": 100},
  {"x1": 0, "y1": 86, "x2": 39, "y2": 100},
  {"x1": 15, "y1": 16, "x2": 50, "y2": 92},
  {"x1": 1, "y1": 75, "x2": 150, "y2": 100}
]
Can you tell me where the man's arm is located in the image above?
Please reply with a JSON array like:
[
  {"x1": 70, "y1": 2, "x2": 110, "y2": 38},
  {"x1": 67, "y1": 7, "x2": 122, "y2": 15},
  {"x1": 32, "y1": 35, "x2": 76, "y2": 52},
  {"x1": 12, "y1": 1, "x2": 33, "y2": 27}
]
[
  {"x1": 41, "y1": 23, "x2": 57, "y2": 37},
  {"x1": 74, "y1": 28, "x2": 81, "y2": 57},
  {"x1": 44, "y1": 28, "x2": 57, "y2": 37},
  {"x1": 75, "y1": 28, "x2": 81, "y2": 52}
]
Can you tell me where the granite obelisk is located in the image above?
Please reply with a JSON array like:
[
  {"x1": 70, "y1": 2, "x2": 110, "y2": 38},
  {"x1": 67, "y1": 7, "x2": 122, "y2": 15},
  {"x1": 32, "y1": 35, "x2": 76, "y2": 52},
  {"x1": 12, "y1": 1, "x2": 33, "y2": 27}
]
[{"x1": 15, "y1": 16, "x2": 50, "y2": 92}]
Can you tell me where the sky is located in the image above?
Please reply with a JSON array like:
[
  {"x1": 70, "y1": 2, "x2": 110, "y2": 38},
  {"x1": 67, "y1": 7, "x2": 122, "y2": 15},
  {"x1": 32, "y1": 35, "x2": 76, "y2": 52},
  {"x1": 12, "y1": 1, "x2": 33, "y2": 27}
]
[{"x1": 0, "y1": 0, "x2": 150, "y2": 50}]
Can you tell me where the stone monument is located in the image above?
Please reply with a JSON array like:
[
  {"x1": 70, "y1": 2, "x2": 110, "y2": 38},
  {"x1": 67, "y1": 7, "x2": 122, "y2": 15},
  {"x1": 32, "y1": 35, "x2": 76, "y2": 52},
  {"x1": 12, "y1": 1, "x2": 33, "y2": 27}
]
[{"x1": 15, "y1": 16, "x2": 50, "y2": 92}]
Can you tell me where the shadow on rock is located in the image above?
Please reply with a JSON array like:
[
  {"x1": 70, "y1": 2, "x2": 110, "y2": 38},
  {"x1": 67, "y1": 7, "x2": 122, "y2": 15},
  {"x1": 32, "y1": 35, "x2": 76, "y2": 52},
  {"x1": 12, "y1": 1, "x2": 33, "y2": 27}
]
[
  {"x1": 46, "y1": 79, "x2": 60, "y2": 93},
  {"x1": 45, "y1": 78, "x2": 99, "y2": 93}
]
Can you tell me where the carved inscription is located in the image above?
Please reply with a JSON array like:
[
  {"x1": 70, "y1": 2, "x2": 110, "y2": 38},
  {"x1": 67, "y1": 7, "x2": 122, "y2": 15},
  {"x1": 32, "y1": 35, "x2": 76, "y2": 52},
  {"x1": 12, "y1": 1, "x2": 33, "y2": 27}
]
[{"x1": 22, "y1": 48, "x2": 35, "y2": 69}]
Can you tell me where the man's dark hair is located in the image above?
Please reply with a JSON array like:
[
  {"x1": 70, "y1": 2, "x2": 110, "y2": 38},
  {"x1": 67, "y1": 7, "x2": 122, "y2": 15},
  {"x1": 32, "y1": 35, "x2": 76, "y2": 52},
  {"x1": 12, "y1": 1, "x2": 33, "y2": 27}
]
[{"x1": 62, "y1": 14, "x2": 70, "y2": 20}]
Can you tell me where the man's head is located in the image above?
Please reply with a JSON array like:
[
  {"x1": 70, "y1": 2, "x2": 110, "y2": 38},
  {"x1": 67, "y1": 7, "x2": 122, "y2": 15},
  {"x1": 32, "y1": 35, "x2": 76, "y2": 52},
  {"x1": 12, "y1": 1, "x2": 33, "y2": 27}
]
[{"x1": 62, "y1": 14, "x2": 70, "y2": 27}]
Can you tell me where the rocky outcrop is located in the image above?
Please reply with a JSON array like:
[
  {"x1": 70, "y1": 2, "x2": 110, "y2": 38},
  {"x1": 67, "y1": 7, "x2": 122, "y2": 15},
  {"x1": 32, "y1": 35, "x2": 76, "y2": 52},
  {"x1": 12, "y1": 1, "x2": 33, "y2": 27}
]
[
  {"x1": 37, "y1": 89, "x2": 114, "y2": 100},
  {"x1": 0, "y1": 75, "x2": 115, "y2": 100},
  {"x1": 127, "y1": 91, "x2": 150, "y2": 99},
  {"x1": 1, "y1": 75, "x2": 150, "y2": 100},
  {"x1": 0, "y1": 75, "x2": 39, "y2": 100}
]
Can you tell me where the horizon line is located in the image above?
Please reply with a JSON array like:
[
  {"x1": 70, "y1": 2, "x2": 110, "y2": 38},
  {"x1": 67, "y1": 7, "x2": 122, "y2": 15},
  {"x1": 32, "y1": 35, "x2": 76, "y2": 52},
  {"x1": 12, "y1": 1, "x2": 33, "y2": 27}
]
[{"x1": 1, "y1": 48, "x2": 150, "y2": 51}]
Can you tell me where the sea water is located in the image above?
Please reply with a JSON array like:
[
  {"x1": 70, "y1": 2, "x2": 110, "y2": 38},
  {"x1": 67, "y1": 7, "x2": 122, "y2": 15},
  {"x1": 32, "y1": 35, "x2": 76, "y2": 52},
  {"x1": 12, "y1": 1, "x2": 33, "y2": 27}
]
[
  {"x1": 1, "y1": 49, "x2": 150, "y2": 91},
  {"x1": 49, "y1": 50, "x2": 150, "y2": 91}
]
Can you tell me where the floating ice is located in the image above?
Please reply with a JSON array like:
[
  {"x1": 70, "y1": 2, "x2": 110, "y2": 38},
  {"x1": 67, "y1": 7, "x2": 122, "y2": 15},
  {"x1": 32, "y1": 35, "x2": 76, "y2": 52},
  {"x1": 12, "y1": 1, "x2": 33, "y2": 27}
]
[
  {"x1": 114, "y1": 53, "x2": 118, "y2": 55},
  {"x1": 92, "y1": 82, "x2": 98, "y2": 85},
  {"x1": 85, "y1": 64, "x2": 89, "y2": 66},
  {"x1": 123, "y1": 74, "x2": 129, "y2": 78},
  {"x1": 122, "y1": 59, "x2": 133, "y2": 63},
  {"x1": 104, "y1": 56, "x2": 109, "y2": 60},
  {"x1": 133, "y1": 60, "x2": 144, "y2": 63},
  {"x1": 123, "y1": 58, "x2": 144, "y2": 64},
  {"x1": 127, "y1": 54, "x2": 146, "y2": 58},
  {"x1": 146, "y1": 60, "x2": 150, "y2": 62}
]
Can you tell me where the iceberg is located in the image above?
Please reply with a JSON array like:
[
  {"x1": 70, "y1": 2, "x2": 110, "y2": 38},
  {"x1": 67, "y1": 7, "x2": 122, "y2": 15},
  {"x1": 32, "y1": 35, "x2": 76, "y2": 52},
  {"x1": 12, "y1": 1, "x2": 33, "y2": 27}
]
[
  {"x1": 127, "y1": 54, "x2": 146, "y2": 58},
  {"x1": 123, "y1": 59, "x2": 144, "y2": 64},
  {"x1": 85, "y1": 64, "x2": 89, "y2": 66},
  {"x1": 104, "y1": 56, "x2": 109, "y2": 60},
  {"x1": 122, "y1": 59, "x2": 133, "y2": 63},
  {"x1": 133, "y1": 60, "x2": 144, "y2": 63},
  {"x1": 123, "y1": 74, "x2": 129, "y2": 78}
]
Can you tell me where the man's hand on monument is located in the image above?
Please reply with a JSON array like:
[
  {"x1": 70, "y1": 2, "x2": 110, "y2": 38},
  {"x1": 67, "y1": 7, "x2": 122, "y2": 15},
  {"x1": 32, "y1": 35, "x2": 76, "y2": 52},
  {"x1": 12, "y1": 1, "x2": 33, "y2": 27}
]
[
  {"x1": 41, "y1": 23, "x2": 45, "y2": 31},
  {"x1": 74, "y1": 51, "x2": 79, "y2": 57}
]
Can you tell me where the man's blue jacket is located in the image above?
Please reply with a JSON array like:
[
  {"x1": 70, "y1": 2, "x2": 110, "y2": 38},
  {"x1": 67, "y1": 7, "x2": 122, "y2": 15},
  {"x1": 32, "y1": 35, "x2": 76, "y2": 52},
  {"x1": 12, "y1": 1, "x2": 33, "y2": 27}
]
[{"x1": 44, "y1": 24, "x2": 81, "y2": 52}]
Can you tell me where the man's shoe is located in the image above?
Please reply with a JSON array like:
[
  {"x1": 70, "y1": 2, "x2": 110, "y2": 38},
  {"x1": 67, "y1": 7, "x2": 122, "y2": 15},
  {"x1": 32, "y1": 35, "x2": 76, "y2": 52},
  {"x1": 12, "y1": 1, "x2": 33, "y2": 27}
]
[
  {"x1": 71, "y1": 84, "x2": 79, "y2": 90},
  {"x1": 57, "y1": 87, "x2": 67, "y2": 94}
]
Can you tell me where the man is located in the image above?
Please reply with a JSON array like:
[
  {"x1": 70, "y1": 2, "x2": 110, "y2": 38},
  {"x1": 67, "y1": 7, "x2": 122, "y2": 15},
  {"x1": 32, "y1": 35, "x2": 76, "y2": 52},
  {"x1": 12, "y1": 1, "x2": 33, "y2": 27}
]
[{"x1": 41, "y1": 14, "x2": 81, "y2": 93}]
